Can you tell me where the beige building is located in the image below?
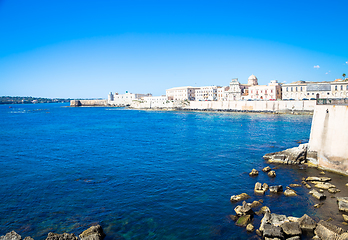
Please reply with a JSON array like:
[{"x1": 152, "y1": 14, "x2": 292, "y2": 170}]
[
  {"x1": 166, "y1": 86, "x2": 199, "y2": 101},
  {"x1": 195, "y1": 86, "x2": 219, "y2": 101},
  {"x1": 217, "y1": 86, "x2": 229, "y2": 101},
  {"x1": 248, "y1": 80, "x2": 282, "y2": 100}
]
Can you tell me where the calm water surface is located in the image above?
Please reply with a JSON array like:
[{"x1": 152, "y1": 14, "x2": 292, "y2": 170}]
[{"x1": 0, "y1": 103, "x2": 329, "y2": 239}]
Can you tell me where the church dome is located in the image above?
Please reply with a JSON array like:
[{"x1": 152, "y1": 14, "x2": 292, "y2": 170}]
[{"x1": 248, "y1": 74, "x2": 257, "y2": 80}]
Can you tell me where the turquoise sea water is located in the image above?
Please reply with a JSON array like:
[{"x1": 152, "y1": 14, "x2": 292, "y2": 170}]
[{"x1": 0, "y1": 103, "x2": 320, "y2": 239}]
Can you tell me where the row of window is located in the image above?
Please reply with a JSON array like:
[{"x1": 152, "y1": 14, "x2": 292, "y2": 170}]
[
  {"x1": 250, "y1": 90, "x2": 274, "y2": 94},
  {"x1": 285, "y1": 85, "x2": 348, "y2": 92}
]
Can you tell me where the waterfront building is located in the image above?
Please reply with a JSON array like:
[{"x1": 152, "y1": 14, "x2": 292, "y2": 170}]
[
  {"x1": 195, "y1": 86, "x2": 219, "y2": 101},
  {"x1": 282, "y1": 79, "x2": 348, "y2": 100},
  {"x1": 166, "y1": 86, "x2": 199, "y2": 101},
  {"x1": 247, "y1": 80, "x2": 282, "y2": 100},
  {"x1": 143, "y1": 95, "x2": 168, "y2": 107},
  {"x1": 108, "y1": 92, "x2": 152, "y2": 105},
  {"x1": 217, "y1": 86, "x2": 229, "y2": 101}
]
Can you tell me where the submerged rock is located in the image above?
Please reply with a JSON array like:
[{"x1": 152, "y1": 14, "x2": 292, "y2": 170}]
[
  {"x1": 284, "y1": 189, "x2": 297, "y2": 197},
  {"x1": 289, "y1": 183, "x2": 301, "y2": 187},
  {"x1": 79, "y1": 225, "x2": 105, "y2": 240},
  {"x1": 45, "y1": 232, "x2": 78, "y2": 240},
  {"x1": 262, "y1": 166, "x2": 272, "y2": 172},
  {"x1": 236, "y1": 215, "x2": 251, "y2": 227},
  {"x1": 267, "y1": 170, "x2": 276, "y2": 178},
  {"x1": 249, "y1": 169, "x2": 259, "y2": 176},
  {"x1": 263, "y1": 144, "x2": 308, "y2": 165},
  {"x1": 0, "y1": 231, "x2": 22, "y2": 240},
  {"x1": 230, "y1": 193, "x2": 250, "y2": 202}
]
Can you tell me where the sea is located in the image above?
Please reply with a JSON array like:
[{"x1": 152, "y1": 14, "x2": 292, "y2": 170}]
[{"x1": 0, "y1": 103, "x2": 340, "y2": 239}]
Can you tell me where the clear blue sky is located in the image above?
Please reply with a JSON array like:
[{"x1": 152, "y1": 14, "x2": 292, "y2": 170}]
[{"x1": 1, "y1": 0, "x2": 347, "y2": 98}]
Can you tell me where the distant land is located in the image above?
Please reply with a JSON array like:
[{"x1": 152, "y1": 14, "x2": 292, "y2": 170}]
[{"x1": 0, "y1": 96, "x2": 73, "y2": 104}]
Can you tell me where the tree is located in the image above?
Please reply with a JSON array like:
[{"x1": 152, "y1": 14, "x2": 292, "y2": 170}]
[{"x1": 343, "y1": 73, "x2": 346, "y2": 79}]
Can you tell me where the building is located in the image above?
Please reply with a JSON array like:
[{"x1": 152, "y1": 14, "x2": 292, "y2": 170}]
[
  {"x1": 143, "y1": 95, "x2": 168, "y2": 107},
  {"x1": 282, "y1": 79, "x2": 348, "y2": 100},
  {"x1": 248, "y1": 80, "x2": 282, "y2": 100},
  {"x1": 166, "y1": 86, "x2": 199, "y2": 101},
  {"x1": 195, "y1": 86, "x2": 219, "y2": 101},
  {"x1": 108, "y1": 91, "x2": 152, "y2": 105},
  {"x1": 217, "y1": 86, "x2": 229, "y2": 101}
]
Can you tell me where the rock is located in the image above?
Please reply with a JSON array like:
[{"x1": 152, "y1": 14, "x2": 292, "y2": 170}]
[
  {"x1": 263, "y1": 224, "x2": 284, "y2": 239},
  {"x1": 314, "y1": 220, "x2": 343, "y2": 240},
  {"x1": 23, "y1": 238, "x2": 34, "y2": 240},
  {"x1": 337, "y1": 197, "x2": 348, "y2": 212},
  {"x1": 249, "y1": 168, "x2": 259, "y2": 176},
  {"x1": 281, "y1": 222, "x2": 302, "y2": 236},
  {"x1": 312, "y1": 236, "x2": 320, "y2": 239},
  {"x1": 234, "y1": 201, "x2": 254, "y2": 216},
  {"x1": 0, "y1": 231, "x2": 22, "y2": 240},
  {"x1": 328, "y1": 188, "x2": 341, "y2": 194},
  {"x1": 259, "y1": 210, "x2": 271, "y2": 232},
  {"x1": 250, "y1": 200, "x2": 262, "y2": 209},
  {"x1": 309, "y1": 189, "x2": 326, "y2": 200},
  {"x1": 256, "y1": 229, "x2": 262, "y2": 236},
  {"x1": 267, "y1": 170, "x2": 276, "y2": 178},
  {"x1": 306, "y1": 176, "x2": 322, "y2": 181},
  {"x1": 339, "y1": 232, "x2": 348, "y2": 240},
  {"x1": 270, "y1": 213, "x2": 289, "y2": 226},
  {"x1": 320, "y1": 171, "x2": 326, "y2": 175},
  {"x1": 79, "y1": 225, "x2": 105, "y2": 240},
  {"x1": 343, "y1": 214, "x2": 348, "y2": 222},
  {"x1": 263, "y1": 144, "x2": 308, "y2": 165},
  {"x1": 254, "y1": 182, "x2": 267, "y2": 194},
  {"x1": 256, "y1": 206, "x2": 270, "y2": 215},
  {"x1": 269, "y1": 185, "x2": 283, "y2": 193},
  {"x1": 346, "y1": 183, "x2": 348, "y2": 187},
  {"x1": 315, "y1": 182, "x2": 336, "y2": 190},
  {"x1": 314, "y1": 203, "x2": 324, "y2": 208},
  {"x1": 246, "y1": 223, "x2": 255, "y2": 232},
  {"x1": 284, "y1": 189, "x2": 297, "y2": 196},
  {"x1": 229, "y1": 214, "x2": 238, "y2": 221},
  {"x1": 262, "y1": 166, "x2": 272, "y2": 172},
  {"x1": 288, "y1": 216, "x2": 300, "y2": 222},
  {"x1": 289, "y1": 183, "x2": 301, "y2": 187},
  {"x1": 236, "y1": 215, "x2": 251, "y2": 227},
  {"x1": 320, "y1": 177, "x2": 332, "y2": 182},
  {"x1": 286, "y1": 236, "x2": 300, "y2": 240},
  {"x1": 45, "y1": 233, "x2": 78, "y2": 240},
  {"x1": 319, "y1": 189, "x2": 324, "y2": 193},
  {"x1": 298, "y1": 214, "x2": 317, "y2": 232},
  {"x1": 262, "y1": 183, "x2": 269, "y2": 191},
  {"x1": 230, "y1": 193, "x2": 250, "y2": 202}
]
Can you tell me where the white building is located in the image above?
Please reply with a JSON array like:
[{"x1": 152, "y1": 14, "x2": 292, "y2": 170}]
[
  {"x1": 166, "y1": 86, "x2": 199, "y2": 101},
  {"x1": 195, "y1": 86, "x2": 219, "y2": 101},
  {"x1": 217, "y1": 86, "x2": 229, "y2": 101},
  {"x1": 143, "y1": 95, "x2": 168, "y2": 107},
  {"x1": 108, "y1": 92, "x2": 152, "y2": 105},
  {"x1": 248, "y1": 80, "x2": 282, "y2": 100},
  {"x1": 282, "y1": 79, "x2": 348, "y2": 100}
]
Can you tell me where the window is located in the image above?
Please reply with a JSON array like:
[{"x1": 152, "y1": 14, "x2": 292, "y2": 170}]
[
  {"x1": 286, "y1": 87, "x2": 288, "y2": 91},
  {"x1": 300, "y1": 87, "x2": 302, "y2": 91},
  {"x1": 296, "y1": 87, "x2": 298, "y2": 91},
  {"x1": 335, "y1": 86, "x2": 337, "y2": 90},
  {"x1": 341, "y1": 85, "x2": 343, "y2": 90},
  {"x1": 291, "y1": 87, "x2": 293, "y2": 91}
]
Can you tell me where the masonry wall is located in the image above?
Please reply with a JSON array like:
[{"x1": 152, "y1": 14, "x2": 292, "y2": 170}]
[
  {"x1": 309, "y1": 105, "x2": 348, "y2": 174},
  {"x1": 70, "y1": 100, "x2": 107, "y2": 107}
]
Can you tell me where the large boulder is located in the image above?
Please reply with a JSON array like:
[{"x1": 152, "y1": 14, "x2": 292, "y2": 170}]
[
  {"x1": 281, "y1": 222, "x2": 302, "y2": 237},
  {"x1": 284, "y1": 189, "x2": 297, "y2": 197},
  {"x1": 249, "y1": 169, "x2": 259, "y2": 176},
  {"x1": 267, "y1": 170, "x2": 276, "y2": 178},
  {"x1": 314, "y1": 220, "x2": 343, "y2": 240},
  {"x1": 0, "y1": 231, "x2": 22, "y2": 240},
  {"x1": 314, "y1": 182, "x2": 336, "y2": 190},
  {"x1": 269, "y1": 185, "x2": 283, "y2": 193},
  {"x1": 270, "y1": 213, "x2": 289, "y2": 227},
  {"x1": 263, "y1": 144, "x2": 308, "y2": 164},
  {"x1": 262, "y1": 224, "x2": 284, "y2": 239},
  {"x1": 309, "y1": 189, "x2": 326, "y2": 200},
  {"x1": 235, "y1": 215, "x2": 251, "y2": 227},
  {"x1": 337, "y1": 197, "x2": 348, "y2": 212},
  {"x1": 234, "y1": 201, "x2": 254, "y2": 216},
  {"x1": 79, "y1": 225, "x2": 105, "y2": 240},
  {"x1": 254, "y1": 182, "x2": 267, "y2": 194},
  {"x1": 298, "y1": 214, "x2": 317, "y2": 232},
  {"x1": 45, "y1": 233, "x2": 78, "y2": 240}
]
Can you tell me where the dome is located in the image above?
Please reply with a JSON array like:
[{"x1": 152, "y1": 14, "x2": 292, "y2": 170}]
[{"x1": 248, "y1": 74, "x2": 257, "y2": 80}]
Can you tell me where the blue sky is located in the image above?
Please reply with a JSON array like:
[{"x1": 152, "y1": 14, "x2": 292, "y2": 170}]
[{"x1": 1, "y1": 0, "x2": 347, "y2": 98}]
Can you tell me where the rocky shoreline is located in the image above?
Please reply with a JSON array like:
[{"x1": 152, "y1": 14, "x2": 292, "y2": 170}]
[{"x1": 229, "y1": 161, "x2": 348, "y2": 239}]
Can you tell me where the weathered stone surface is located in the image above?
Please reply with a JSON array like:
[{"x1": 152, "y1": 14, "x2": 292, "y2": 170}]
[
  {"x1": 262, "y1": 183, "x2": 269, "y2": 191},
  {"x1": 23, "y1": 238, "x2": 34, "y2": 240},
  {"x1": 263, "y1": 166, "x2": 272, "y2": 172},
  {"x1": 314, "y1": 203, "x2": 324, "y2": 208},
  {"x1": 229, "y1": 214, "x2": 238, "y2": 221},
  {"x1": 255, "y1": 182, "x2": 267, "y2": 194},
  {"x1": 234, "y1": 201, "x2": 254, "y2": 216},
  {"x1": 284, "y1": 189, "x2": 297, "y2": 196},
  {"x1": 0, "y1": 231, "x2": 22, "y2": 240},
  {"x1": 328, "y1": 188, "x2": 341, "y2": 194},
  {"x1": 259, "y1": 210, "x2": 271, "y2": 232},
  {"x1": 250, "y1": 200, "x2": 262, "y2": 209},
  {"x1": 268, "y1": 170, "x2": 276, "y2": 178},
  {"x1": 298, "y1": 214, "x2": 317, "y2": 232},
  {"x1": 256, "y1": 206, "x2": 270, "y2": 215},
  {"x1": 343, "y1": 214, "x2": 348, "y2": 222},
  {"x1": 288, "y1": 216, "x2": 300, "y2": 222},
  {"x1": 314, "y1": 220, "x2": 343, "y2": 240},
  {"x1": 306, "y1": 176, "x2": 321, "y2": 181},
  {"x1": 309, "y1": 189, "x2": 326, "y2": 200},
  {"x1": 79, "y1": 225, "x2": 105, "y2": 240},
  {"x1": 337, "y1": 197, "x2": 348, "y2": 212},
  {"x1": 263, "y1": 224, "x2": 284, "y2": 239},
  {"x1": 269, "y1": 185, "x2": 283, "y2": 193},
  {"x1": 289, "y1": 183, "x2": 301, "y2": 187},
  {"x1": 281, "y1": 221, "x2": 301, "y2": 236},
  {"x1": 338, "y1": 232, "x2": 348, "y2": 240},
  {"x1": 320, "y1": 177, "x2": 332, "y2": 182},
  {"x1": 230, "y1": 193, "x2": 250, "y2": 202},
  {"x1": 249, "y1": 168, "x2": 259, "y2": 176},
  {"x1": 246, "y1": 223, "x2": 255, "y2": 232},
  {"x1": 270, "y1": 213, "x2": 289, "y2": 226},
  {"x1": 315, "y1": 182, "x2": 336, "y2": 189},
  {"x1": 45, "y1": 232, "x2": 78, "y2": 240},
  {"x1": 263, "y1": 144, "x2": 308, "y2": 165},
  {"x1": 286, "y1": 236, "x2": 300, "y2": 240},
  {"x1": 236, "y1": 214, "x2": 251, "y2": 227}
]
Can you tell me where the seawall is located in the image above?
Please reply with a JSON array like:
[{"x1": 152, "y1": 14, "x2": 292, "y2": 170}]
[
  {"x1": 184, "y1": 100, "x2": 316, "y2": 113},
  {"x1": 309, "y1": 104, "x2": 348, "y2": 174},
  {"x1": 70, "y1": 100, "x2": 107, "y2": 107}
]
